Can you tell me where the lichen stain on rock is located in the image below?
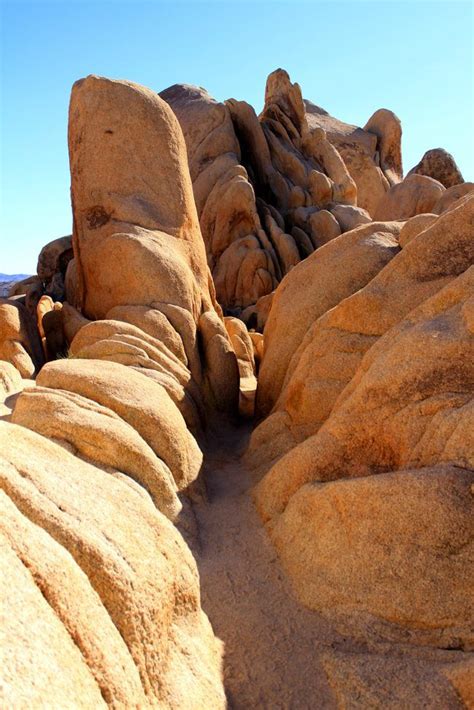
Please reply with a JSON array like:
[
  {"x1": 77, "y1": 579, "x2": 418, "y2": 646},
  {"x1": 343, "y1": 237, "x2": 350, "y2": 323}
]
[{"x1": 86, "y1": 205, "x2": 111, "y2": 230}]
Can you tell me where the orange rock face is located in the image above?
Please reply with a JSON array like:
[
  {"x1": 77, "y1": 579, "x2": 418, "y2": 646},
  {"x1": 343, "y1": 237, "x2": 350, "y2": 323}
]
[
  {"x1": 250, "y1": 193, "x2": 474, "y2": 648},
  {"x1": 2, "y1": 74, "x2": 234, "y2": 708},
  {"x1": 2, "y1": 65, "x2": 472, "y2": 708}
]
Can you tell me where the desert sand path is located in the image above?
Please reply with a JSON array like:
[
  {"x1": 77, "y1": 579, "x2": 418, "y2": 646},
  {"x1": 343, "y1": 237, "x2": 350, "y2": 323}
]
[
  {"x1": 178, "y1": 423, "x2": 469, "y2": 710},
  {"x1": 181, "y1": 422, "x2": 342, "y2": 709}
]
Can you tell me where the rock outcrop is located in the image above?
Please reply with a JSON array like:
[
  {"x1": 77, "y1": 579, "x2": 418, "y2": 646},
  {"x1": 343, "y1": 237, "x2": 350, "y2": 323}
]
[
  {"x1": 305, "y1": 101, "x2": 402, "y2": 216},
  {"x1": 251, "y1": 194, "x2": 474, "y2": 471},
  {"x1": 0, "y1": 299, "x2": 44, "y2": 378},
  {"x1": 374, "y1": 173, "x2": 445, "y2": 220},
  {"x1": 408, "y1": 147, "x2": 464, "y2": 188},
  {"x1": 162, "y1": 69, "x2": 381, "y2": 317},
  {"x1": 250, "y1": 193, "x2": 474, "y2": 646},
  {"x1": 1, "y1": 423, "x2": 225, "y2": 708},
  {"x1": 1, "y1": 75, "x2": 236, "y2": 707},
  {"x1": 2, "y1": 65, "x2": 472, "y2": 707}
]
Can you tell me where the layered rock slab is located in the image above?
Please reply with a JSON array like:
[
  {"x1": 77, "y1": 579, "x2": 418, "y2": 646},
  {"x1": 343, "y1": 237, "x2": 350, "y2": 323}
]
[
  {"x1": 0, "y1": 422, "x2": 225, "y2": 707},
  {"x1": 251, "y1": 194, "x2": 474, "y2": 472},
  {"x1": 3, "y1": 74, "x2": 234, "y2": 707},
  {"x1": 253, "y1": 265, "x2": 474, "y2": 644}
]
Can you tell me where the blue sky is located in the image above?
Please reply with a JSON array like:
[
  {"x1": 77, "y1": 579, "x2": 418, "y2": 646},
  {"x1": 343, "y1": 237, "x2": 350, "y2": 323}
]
[{"x1": 1, "y1": 0, "x2": 473, "y2": 273}]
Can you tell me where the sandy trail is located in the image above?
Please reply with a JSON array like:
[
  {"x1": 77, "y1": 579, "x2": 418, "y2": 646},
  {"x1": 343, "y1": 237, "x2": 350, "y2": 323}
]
[
  {"x1": 183, "y1": 422, "x2": 343, "y2": 709},
  {"x1": 178, "y1": 422, "x2": 469, "y2": 710}
]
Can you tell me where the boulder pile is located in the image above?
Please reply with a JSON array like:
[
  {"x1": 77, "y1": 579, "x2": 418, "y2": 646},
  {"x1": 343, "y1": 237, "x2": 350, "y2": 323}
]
[
  {"x1": 1, "y1": 75, "x2": 237, "y2": 708},
  {"x1": 1, "y1": 67, "x2": 472, "y2": 707}
]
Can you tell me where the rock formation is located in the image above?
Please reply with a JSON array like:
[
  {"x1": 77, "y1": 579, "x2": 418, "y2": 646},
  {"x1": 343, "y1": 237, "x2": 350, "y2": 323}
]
[
  {"x1": 1, "y1": 66, "x2": 472, "y2": 708},
  {"x1": 1, "y1": 75, "x2": 236, "y2": 707},
  {"x1": 408, "y1": 147, "x2": 464, "y2": 187},
  {"x1": 249, "y1": 192, "x2": 474, "y2": 649},
  {"x1": 162, "y1": 69, "x2": 375, "y2": 317},
  {"x1": 305, "y1": 101, "x2": 402, "y2": 215}
]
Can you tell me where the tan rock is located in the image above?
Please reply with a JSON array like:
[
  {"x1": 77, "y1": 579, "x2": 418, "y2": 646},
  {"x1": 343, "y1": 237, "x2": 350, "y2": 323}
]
[
  {"x1": 255, "y1": 265, "x2": 474, "y2": 522},
  {"x1": 398, "y1": 212, "x2": 437, "y2": 247},
  {"x1": 305, "y1": 100, "x2": 393, "y2": 216},
  {"x1": 198, "y1": 310, "x2": 240, "y2": 414},
  {"x1": 0, "y1": 359, "x2": 23, "y2": 397},
  {"x1": 69, "y1": 74, "x2": 238, "y2": 417},
  {"x1": 69, "y1": 318, "x2": 204, "y2": 431},
  {"x1": 255, "y1": 195, "x2": 474, "y2": 473},
  {"x1": 11, "y1": 386, "x2": 181, "y2": 519},
  {"x1": 307, "y1": 209, "x2": 341, "y2": 248},
  {"x1": 260, "y1": 69, "x2": 356, "y2": 217},
  {"x1": 1, "y1": 509, "x2": 109, "y2": 709},
  {"x1": 64, "y1": 257, "x2": 79, "y2": 305},
  {"x1": 225, "y1": 316, "x2": 257, "y2": 417},
  {"x1": 407, "y1": 148, "x2": 464, "y2": 188},
  {"x1": 36, "y1": 358, "x2": 203, "y2": 490},
  {"x1": 224, "y1": 317, "x2": 255, "y2": 380},
  {"x1": 432, "y1": 182, "x2": 474, "y2": 214},
  {"x1": 37, "y1": 235, "x2": 73, "y2": 282},
  {"x1": 43, "y1": 308, "x2": 67, "y2": 360},
  {"x1": 36, "y1": 294, "x2": 54, "y2": 339},
  {"x1": 330, "y1": 203, "x2": 371, "y2": 232},
  {"x1": 441, "y1": 658, "x2": 474, "y2": 708},
  {"x1": 61, "y1": 301, "x2": 90, "y2": 344},
  {"x1": 270, "y1": 467, "x2": 474, "y2": 646},
  {"x1": 249, "y1": 331, "x2": 264, "y2": 372},
  {"x1": 1, "y1": 491, "x2": 145, "y2": 707},
  {"x1": 161, "y1": 83, "x2": 278, "y2": 310},
  {"x1": 0, "y1": 298, "x2": 44, "y2": 378},
  {"x1": 374, "y1": 173, "x2": 445, "y2": 220},
  {"x1": 364, "y1": 108, "x2": 403, "y2": 185},
  {"x1": 69, "y1": 76, "x2": 211, "y2": 320},
  {"x1": 0, "y1": 422, "x2": 225, "y2": 707},
  {"x1": 255, "y1": 221, "x2": 401, "y2": 419},
  {"x1": 322, "y1": 649, "x2": 467, "y2": 709},
  {"x1": 107, "y1": 303, "x2": 187, "y2": 364},
  {"x1": 24, "y1": 278, "x2": 45, "y2": 319},
  {"x1": 240, "y1": 291, "x2": 275, "y2": 332}
]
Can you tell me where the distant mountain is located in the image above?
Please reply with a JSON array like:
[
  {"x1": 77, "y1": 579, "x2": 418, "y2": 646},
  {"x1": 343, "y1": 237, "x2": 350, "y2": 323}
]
[
  {"x1": 0, "y1": 273, "x2": 32, "y2": 298},
  {"x1": 0, "y1": 273, "x2": 31, "y2": 281}
]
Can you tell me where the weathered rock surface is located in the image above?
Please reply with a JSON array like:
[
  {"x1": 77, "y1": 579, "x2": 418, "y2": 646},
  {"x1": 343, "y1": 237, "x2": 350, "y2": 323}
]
[
  {"x1": 252, "y1": 194, "x2": 473, "y2": 472},
  {"x1": 0, "y1": 298, "x2": 44, "y2": 378},
  {"x1": 37, "y1": 358, "x2": 202, "y2": 490},
  {"x1": 225, "y1": 316, "x2": 257, "y2": 416},
  {"x1": 3, "y1": 65, "x2": 473, "y2": 707},
  {"x1": 305, "y1": 101, "x2": 402, "y2": 216},
  {"x1": 432, "y1": 182, "x2": 474, "y2": 214},
  {"x1": 0, "y1": 360, "x2": 23, "y2": 397},
  {"x1": 408, "y1": 148, "x2": 464, "y2": 188},
  {"x1": 253, "y1": 262, "x2": 474, "y2": 644},
  {"x1": 256, "y1": 221, "x2": 402, "y2": 419},
  {"x1": 2, "y1": 74, "x2": 237, "y2": 707},
  {"x1": 160, "y1": 83, "x2": 279, "y2": 311},
  {"x1": 398, "y1": 212, "x2": 437, "y2": 247},
  {"x1": 270, "y1": 466, "x2": 474, "y2": 647},
  {"x1": 374, "y1": 173, "x2": 445, "y2": 220},
  {"x1": 162, "y1": 69, "x2": 366, "y2": 317},
  {"x1": 0, "y1": 422, "x2": 225, "y2": 707},
  {"x1": 11, "y1": 385, "x2": 181, "y2": 519},
  {"x1": 68, "y1": 74, "x2": 238, "y2": 415},
  {"x1": 322, "y1": 649, "x2": 468, "y2": 709},
  {"x1": 37, "y1": 235, "x2": 73, "y2": 284}
]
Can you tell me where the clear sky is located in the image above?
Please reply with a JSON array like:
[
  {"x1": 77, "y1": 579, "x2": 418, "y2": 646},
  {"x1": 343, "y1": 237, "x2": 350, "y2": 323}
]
[{"x1": 1, "y1": 0, "x2": 473, "y2": 273}]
